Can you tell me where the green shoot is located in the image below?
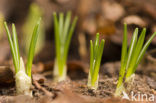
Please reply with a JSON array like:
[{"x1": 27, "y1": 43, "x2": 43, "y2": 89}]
[
  {"x1": 22, "y1": 3, "x2": 45, "y2": 56},
  {"x1": 53, "y1": 12, "x2": 77, "y2": 82},
  {"x1": 4, "y1": 19, "x2": 40, "y2": 96},
  {"x1": 26, "y1": 20, "x2": 40, "y2": 77},
  {"x1": 0, "y1": 12, "x2": 4, "y2": 40},
  {"x1": 87, "y1": 33, "x2": 105, "y2": 90},
  {"x1": 115, "y1": 23, "x2": 156, "y2": 96}
]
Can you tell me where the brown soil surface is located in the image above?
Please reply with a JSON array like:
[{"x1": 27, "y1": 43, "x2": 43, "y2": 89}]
[{"x1": 0, "y1": 61, "x2": 155, "y2": 103}]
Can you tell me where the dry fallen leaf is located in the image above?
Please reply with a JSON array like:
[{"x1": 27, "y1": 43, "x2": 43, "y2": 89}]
[
  {"x1": 102, "y1": 1, "x2": 125, "y2": 22},
  {"x1": 123, "y1": 15, "x2": 147, "y2": 27},
  {"x1": 0, "y1": 66, "x2": 14, "y2": 84}
]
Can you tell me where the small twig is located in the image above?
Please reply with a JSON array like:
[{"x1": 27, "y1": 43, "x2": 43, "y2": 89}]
[{"x1": 33, "y1": 79, "x2": 54, "y2": 97}]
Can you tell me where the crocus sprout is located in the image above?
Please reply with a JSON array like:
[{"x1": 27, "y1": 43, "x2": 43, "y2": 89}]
[
  {"x1": 115, "y1": 23, "x2": 156, "y2": 96},
  {"x1": 87, "y1": 33, "x2": 105, "y2": 90},
  {"x1": 4, "y1": 19, "x2": 40, "y2": 96},
  {"x1": 53, "y1": 12, "x2": 77, "y2": 82}
]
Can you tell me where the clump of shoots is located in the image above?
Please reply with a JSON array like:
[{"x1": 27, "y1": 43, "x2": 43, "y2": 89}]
[
  {"x1": 53, "y1": 12, "x2": 77, "y2": 82},
  {"x1": 4, "y1": 19, "x2": 40, "y2": 96},
  {"x1": 115, "y1": 23, "x2": 156, "y2": 96},
  {"x1": 22, "y1": 3, "x2": 45, "y2": 55},
  {"x1": 87, "y1": 33, "x2": 105, "y2": 90}
]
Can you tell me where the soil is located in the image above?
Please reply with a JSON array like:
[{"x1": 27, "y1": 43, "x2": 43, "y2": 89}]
[
  {"x1": 0, "y1": 60, "x2": 156, "y2": 103},
  {"x1": 73, "y1": 75, "x2": 155, "y2": 98}
]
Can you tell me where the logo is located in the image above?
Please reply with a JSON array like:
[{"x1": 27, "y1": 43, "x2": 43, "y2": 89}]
[{"x1": 122, "y1": 91, "x2": 155, "y2": 102}]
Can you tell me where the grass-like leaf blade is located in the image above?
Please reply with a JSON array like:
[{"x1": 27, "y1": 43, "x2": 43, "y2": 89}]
[
  {"x1": 53, "y1": 13, "x2": 61, "y2": 64},
  {"x1": 90, "y1": 40, "x2": 94, "y2": 76},
  {"x1": 133, "y1": 32, "x2": 156, "y2": 73},
  {"x1": 126, "y1": 28, "x2": 146, "y2": 77},
  {"x1": 125, "y1": 28, "x2": 138, "y2": 71},
  {"x1": 116, "y1": 24, "x2": 128, "y2": 88},
  {"x1": 12, "y1": 24, "x2": 20, "y2": 68},
  {"x1": 63, "y1": 11, "x2": 71, "y2": 42},
  {"x1": 93, "y1": 33, "x2": 99, "y2": 61},
  {"x1": 64, "y1": 16, "x2": 78, "y2": 62},
  {"x1": 4, "y1": 22, "x2": 18, "y2": 72},
  {"x1": 92, "y1": 39, "x2": 105, "y2": 84},
  {"x1": 59, "y1": 13, "x2": 64, "y2": 45},
  {"x1": 26, "y1": 18, "x2": 41, "y2": 77}
]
